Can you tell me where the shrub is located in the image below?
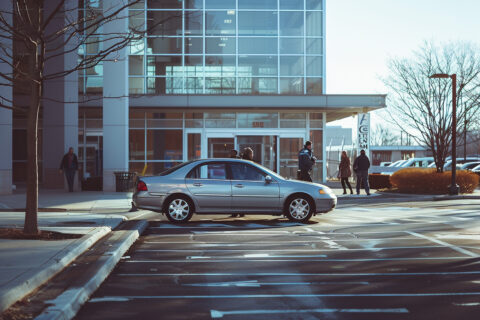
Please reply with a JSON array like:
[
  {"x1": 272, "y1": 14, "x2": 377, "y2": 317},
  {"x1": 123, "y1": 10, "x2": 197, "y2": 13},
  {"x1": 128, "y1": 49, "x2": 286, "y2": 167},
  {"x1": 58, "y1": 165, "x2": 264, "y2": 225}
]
[
  {"x1": 390, "y1": 168, "x2": 479, "y2": 194},
  {"x1": 368, "y1": 174, "x2": 392, "y2": 189}
]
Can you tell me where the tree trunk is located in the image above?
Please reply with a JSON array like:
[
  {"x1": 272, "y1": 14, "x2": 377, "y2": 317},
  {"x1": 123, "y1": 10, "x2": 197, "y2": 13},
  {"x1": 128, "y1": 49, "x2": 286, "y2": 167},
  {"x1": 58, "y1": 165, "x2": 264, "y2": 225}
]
[{"x1": 24, "y1": 77, "x2": 41, "y2": 235}]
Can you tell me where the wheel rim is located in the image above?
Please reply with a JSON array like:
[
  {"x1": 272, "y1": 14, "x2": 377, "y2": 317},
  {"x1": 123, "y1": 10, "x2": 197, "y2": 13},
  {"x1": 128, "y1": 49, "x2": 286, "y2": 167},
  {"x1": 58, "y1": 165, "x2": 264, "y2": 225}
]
[
  {"x1": 289, "y1": 198, "x2": 310, "y2": 220},
  {"x1": 168, "y1": 199, "x2": 190, "y2": 221}
]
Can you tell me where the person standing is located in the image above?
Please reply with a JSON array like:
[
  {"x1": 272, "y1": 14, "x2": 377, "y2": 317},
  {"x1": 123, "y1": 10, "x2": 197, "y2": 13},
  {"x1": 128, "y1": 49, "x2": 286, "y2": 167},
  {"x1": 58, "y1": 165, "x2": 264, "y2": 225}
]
[
  {"x1": 241, "y1": 147, "x2": 254, "y2": 161},
  {"x1": 353, "y1": 149, "x2": 371, "y2": 195},
  {"x1": 298, "y1": 141, "x2": 316, "y2": 182},
  {"x1": 339, "y1": 151, "x2": 353, "y2": 195},
  {"x1": 59, "y1": 147, "x2": 78, "y2": 192}
]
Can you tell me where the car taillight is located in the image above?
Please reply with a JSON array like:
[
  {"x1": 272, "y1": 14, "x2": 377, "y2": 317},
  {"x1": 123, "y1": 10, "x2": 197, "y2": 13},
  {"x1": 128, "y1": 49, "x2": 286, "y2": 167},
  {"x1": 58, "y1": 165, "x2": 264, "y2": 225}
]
[{"x1": 137, "y1": 181, "x2": 148, "y2": 192}]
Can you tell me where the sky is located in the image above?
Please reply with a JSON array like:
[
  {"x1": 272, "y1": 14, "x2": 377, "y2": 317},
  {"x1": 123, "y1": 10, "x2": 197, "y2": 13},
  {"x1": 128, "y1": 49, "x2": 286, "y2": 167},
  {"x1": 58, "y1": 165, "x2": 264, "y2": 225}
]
[{"x1": 326, "y1": 0, "x2": 480, "y2": 128}]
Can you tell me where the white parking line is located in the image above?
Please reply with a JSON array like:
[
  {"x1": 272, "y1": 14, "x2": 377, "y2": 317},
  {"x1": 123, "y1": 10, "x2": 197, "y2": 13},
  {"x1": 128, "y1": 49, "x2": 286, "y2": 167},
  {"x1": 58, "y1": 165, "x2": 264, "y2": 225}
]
[
  {"x1": 143, "y1": 238, "x2": 423, "y2": 244},
  {"x1": 406, "y1": 231, "x2": 479, "y2": 258},
  {"x1": 182, "y1": 280, "x2": 370, "y2": 287},
  {"x1": 124, "y1": 256, "x2": 468, "y2": 263},
  {"x1": 210, "y1": 308, "x2": 408, "y2": 318},
  {"x1": 89, "y1": 292, "x2": 480, "y2": 303},
  {"x1": 116, "y1": 271, "x2": 480, "y2": 277}
]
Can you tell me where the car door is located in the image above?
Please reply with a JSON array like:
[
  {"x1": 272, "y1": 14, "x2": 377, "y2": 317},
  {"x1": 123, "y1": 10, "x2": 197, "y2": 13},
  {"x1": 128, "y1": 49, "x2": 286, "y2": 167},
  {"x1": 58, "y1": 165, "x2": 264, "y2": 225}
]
[
  {"x1": 185, "y1": 162, "x2": 232, "y2": 213},
  {"x1": 229, "y1": 162, "x2": 280, "y2": 212}
]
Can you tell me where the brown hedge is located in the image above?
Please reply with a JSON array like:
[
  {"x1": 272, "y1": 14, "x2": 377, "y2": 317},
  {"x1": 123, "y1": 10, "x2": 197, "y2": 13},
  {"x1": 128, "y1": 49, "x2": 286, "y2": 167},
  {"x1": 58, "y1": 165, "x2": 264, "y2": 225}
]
[
  {"x1": 390, "y1": 168, "x2": 479, "y2": 194},
  {"x1": 368, "y1": 174, "x2": 392, "y2": 189}
]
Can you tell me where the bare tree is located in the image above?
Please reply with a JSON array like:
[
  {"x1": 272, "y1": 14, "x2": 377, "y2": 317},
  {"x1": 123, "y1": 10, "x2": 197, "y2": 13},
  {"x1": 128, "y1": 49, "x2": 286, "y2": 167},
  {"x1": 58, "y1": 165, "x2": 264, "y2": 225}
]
[
  {"x1": 0, "y1": 0, "x2": 142, "y2": 234},
  {"x1": 383, "y1": 41, "x2": 480, "y2": 172},
  {"x1": 370, "y1": 123, "x2": 401, "y2": 146}
]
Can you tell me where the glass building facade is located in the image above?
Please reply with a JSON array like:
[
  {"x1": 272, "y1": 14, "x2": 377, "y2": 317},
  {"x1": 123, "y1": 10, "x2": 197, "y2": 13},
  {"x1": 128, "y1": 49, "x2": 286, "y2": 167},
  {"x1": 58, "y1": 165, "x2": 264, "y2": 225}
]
[{"x1": 124, "y1": 0, "x2": 324, "y2": 95}]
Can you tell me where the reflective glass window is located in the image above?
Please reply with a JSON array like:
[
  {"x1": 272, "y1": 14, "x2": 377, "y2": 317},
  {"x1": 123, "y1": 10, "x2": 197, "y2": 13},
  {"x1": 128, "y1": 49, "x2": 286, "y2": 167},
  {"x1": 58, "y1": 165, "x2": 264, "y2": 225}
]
[
  {"x1": 185, "y1": 37, "x2": 203, "y2": 54},
  {"x1": 306, "y1": 38, "x2": 323, "y2": 55},
  {"x1": 185, "y1": 77, "x2": 204, "y2": 94},
  {"x1": 280, "y1": 11, "x2": 304, "y2": 36},
  {"x1": 187, "y1": 133, "x2": 202, "y2": 160},
  {"x1": 309, "y1": 130, "x2": 323, "y2": 159},
  {"x1": 230, "y1": 163, "x2": 265, "y2": 181},
  {"x1": 206, "y1": 11, "x2": 236, "y2": 36},
  {"x1": 306, "y1": 56, "x2": 323, "y2": 76},
  {"x1": 238, "y1": 0, "x2": 277, "y2": 9},
  {"x1": 86, "y1": 76, "x2": 103, "y2": 94},
  {"x1": 147, "y1": 11, "x2": 182, "y2": 36},
  {"x1": 280, "y1": 77, "x2": 303, "y2": 94},
  {"x1": 237, "y1": 113, "x2": 278, "y2": 128},
  {"x1": 129, "y1": 10, "x2": 145, "y2": 32},
  {"x1": 309, "y1": 112, "x2": 323, "y2": 128},
  {"x1": 237, "y1": 77, "x2": 277, "y2": 94},
  {"x1": 206, "y1": 37, "x2": 236, "y2": 54},
  {"x1": 238, "y1": 37, "x2": 277, "y2": 54},
  {"x1": 280, "y1": 0, "x2": 304, "y2": 10},
  {"x1": 147, "y1": 37, "x2": 182, "y2": 54},
  {"x1": 238, "y1": 56, "x2": 277, "y2": 76},
  {"x1": 238, "y1": 11, "x2": 278, "y2": 36},
  {"x1": 147, "y1": 56, "x2": 182, "y2": 76},
  {"x1": 306, "y1": 78, "x2": 322, "y2": 94},
  {"x1": 129, "y1": 56, "x2": 144, "y2": 75},
  {"x1": 146, "y1": 129, "x2": 183, "y2": 160},
  {"x1": 206, "y1": 0, "x2": 235, "y2": 9},
  {"x1": 146, "y1": 112, "x2": 183, "y2": 128},
  {"x1": 129, "y1": 39, "x2": 145, "y2": 55},
  {"x1": 185, "y1": 11, "x2": 203, "y2": 35},
  {"x1": 205, "y1": 56, "x2": 235, "y2": 76},
  {"x1": 280, "y1": 38, "x2": 304, "y2": 54},
  {"x1": 205, "y1": 77, "x2": 235, "y2": 94},
  {"x1": 189, "y1": 163, "x2": 227, "y2": 180},
  {"x1": 129, "y1": 77, "x2": 144, "y2": 94},
  {"x1": 306, "y1": 0, "x2": 323, "y2": 10},
  {"x1": 147, "y1": 77, "x2": 184, "y2": 94},
  {"x1": 280, "y1": 113, "x2": 306, "y2": 128},
  {"x1": 280, "y1": 56, "x2": 304, "y2": 76},
  {"x1": 147, "y1": 0, "x2": 182, "y2": 9},
  {"x1": 129, "y1": 0, "x2": 144, "y2": 9},
  {"x1": 205, "y1": 113, "x2": 235, "y2": 128},
  {"x1": 185, "y1": 56, "x2": 204, "y2": 76},
  {"x1": 185, "y1": 0, "x2": 203, "y2": 9},
  {"x1": 129, "y1": 129, "x2": 145, "y2": 160},
  {"x1": 306, "y1": 11, "x2": 322, "y2": 37},
  {"x1": 185, "y1": 112, "x2": 204, "y2": 128}
]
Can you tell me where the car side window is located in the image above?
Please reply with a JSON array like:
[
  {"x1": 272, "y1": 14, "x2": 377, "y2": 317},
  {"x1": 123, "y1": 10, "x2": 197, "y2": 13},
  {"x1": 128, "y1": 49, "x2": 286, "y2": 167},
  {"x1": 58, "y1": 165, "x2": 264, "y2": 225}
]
[
  {"x1": 188, "y1": 163, "x2": 227, "y2": 180},
  {"x1": 230, "y1": 163, "x2": 265, "y2": 181}
]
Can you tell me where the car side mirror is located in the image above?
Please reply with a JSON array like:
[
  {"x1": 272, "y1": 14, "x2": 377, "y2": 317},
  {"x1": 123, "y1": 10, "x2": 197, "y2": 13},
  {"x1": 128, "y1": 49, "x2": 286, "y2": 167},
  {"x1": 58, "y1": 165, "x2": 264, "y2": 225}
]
[{"x1": 265, "y1": 175, "x2": 272, "y2": 184}]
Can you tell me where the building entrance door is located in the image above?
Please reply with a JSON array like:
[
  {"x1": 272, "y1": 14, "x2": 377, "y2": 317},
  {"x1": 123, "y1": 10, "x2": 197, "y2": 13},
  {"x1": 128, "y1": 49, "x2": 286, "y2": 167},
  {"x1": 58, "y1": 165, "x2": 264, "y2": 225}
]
[{"x1": 237, "y1": 135, "x2": 277, "y2": 172}]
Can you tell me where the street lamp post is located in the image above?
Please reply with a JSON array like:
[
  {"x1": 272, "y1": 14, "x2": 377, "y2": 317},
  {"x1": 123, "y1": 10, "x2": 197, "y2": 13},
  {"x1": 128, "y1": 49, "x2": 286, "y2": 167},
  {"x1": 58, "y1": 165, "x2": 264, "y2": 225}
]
[{"x1": 430, "y1": 73, "x2": 459, "y2": 195}]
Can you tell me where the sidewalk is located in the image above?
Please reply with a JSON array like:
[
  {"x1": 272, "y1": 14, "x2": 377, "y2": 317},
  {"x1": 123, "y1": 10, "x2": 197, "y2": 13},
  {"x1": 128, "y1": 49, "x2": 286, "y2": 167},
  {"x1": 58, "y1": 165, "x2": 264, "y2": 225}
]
[{"x1": 0, "y1": 189, "x2": 149, "y2": 315}]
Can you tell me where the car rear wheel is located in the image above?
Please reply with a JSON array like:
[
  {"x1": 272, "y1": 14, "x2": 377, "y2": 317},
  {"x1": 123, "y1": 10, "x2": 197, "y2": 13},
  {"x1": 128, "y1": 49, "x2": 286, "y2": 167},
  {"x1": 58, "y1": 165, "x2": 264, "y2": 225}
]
[
  {"x1": 285, "y1": 197, "x2": 313, "y2": 223},
  {"x1": 165, "y1": 197, "x2": 193, "y2": 223}
]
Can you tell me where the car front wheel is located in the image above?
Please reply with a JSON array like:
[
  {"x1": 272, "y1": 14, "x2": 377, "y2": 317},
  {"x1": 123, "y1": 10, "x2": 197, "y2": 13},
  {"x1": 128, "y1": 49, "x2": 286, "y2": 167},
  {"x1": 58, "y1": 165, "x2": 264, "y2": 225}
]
[
  {"x1": 165, "y1": 197, "x2": 193, "y2": 223},
  {"x1": 285, "y1": 197, "x2": 313, "y2": 223}
]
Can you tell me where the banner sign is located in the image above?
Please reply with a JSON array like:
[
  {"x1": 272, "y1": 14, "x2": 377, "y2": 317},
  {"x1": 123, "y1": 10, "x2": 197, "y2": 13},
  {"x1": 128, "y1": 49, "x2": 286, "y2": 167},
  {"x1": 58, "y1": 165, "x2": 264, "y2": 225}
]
[{"x1": 357, "y1": 113, "x2": 370, "y2": 153}]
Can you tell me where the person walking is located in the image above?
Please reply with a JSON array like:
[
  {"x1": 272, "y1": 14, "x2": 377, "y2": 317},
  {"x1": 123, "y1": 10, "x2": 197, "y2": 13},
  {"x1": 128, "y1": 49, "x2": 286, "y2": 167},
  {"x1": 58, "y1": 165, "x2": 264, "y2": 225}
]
[
  {"x1": 339, "y1": 151, "x2": 353, "y2": 194},
  {"x1": 59, "y1": 147, "x2": 78, "y2": 192},
  {"x1": 353, "y1": 149, "x2": 371, "y2": 195},
  {"x1": 298, "y1": 141, "x2": 316, "y2": 182}
]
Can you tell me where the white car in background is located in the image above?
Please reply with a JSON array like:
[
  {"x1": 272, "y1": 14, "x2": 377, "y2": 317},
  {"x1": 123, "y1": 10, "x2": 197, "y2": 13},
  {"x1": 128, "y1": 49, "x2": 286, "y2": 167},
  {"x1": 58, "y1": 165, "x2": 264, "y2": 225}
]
[{"x1": 428, "y1": 158, "x2": 480, "y2": 171}]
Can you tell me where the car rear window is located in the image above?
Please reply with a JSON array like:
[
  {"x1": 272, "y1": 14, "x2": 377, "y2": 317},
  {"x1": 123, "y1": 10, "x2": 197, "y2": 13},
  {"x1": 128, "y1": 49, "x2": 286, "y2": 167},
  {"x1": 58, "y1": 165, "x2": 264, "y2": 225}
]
[{"x1": 159, "y1": 161, "x2": 194, "y2": 176}]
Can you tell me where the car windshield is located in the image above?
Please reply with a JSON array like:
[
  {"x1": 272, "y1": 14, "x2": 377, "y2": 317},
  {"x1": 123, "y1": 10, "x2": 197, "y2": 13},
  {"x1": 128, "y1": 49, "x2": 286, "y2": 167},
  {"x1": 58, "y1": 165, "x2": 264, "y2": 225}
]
[
  {"x1": 159, "y1": 161, "x2": 195, "y2": 176},
  {"x1": 248, "y1": 162, "x2": 284, "y2": 180}
]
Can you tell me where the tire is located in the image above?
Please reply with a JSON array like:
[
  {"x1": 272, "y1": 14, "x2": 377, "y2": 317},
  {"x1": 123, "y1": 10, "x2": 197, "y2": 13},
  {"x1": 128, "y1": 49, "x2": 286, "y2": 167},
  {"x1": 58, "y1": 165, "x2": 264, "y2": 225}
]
[
  {"x1": 285, "y1": 196, "x2": 314, "y2": 223},
  {"x1": 165, "y1": 196, "x2": 194, "y2": 223}
]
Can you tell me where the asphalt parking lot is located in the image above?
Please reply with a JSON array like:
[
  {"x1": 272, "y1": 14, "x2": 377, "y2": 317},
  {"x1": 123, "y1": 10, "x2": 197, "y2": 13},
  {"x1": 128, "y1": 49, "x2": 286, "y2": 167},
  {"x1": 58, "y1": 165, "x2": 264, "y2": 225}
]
[{"x1": 76, "y1": 200, "x2": 480, "y2": 319}]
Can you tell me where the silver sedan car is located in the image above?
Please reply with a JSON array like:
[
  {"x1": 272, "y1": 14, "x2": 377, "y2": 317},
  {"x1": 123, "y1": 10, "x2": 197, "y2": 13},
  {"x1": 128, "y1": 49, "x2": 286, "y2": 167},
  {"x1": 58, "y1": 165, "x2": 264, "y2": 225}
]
[{"x1": 133, "y1": 159, "x2": 337, "y2": 223}]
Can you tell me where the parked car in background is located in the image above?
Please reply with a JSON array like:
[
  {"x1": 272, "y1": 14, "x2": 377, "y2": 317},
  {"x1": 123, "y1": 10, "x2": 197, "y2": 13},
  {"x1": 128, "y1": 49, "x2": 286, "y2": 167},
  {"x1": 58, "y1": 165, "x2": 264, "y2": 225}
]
[
  {"x1": 133, "y1": 159, "x2": 337, "y2": 223},
  {"x1": 379, "y1": 161, "x2": 392, "y2": 167},
  {"x1": 380, "y1": 157, "x2": 434, "y2": 175},
  {"x1": 388, "y1": 160, "x2": 408, "y2": 167},
  {"x1": 459, "y1": 162, "x2": 480, "y2": 171},
  {"x1": 471, "y1": 164, "x2": 480, "y2": 176},
  {"x1": 428, "y1": 158, "x2": 480, "y2": 171}
]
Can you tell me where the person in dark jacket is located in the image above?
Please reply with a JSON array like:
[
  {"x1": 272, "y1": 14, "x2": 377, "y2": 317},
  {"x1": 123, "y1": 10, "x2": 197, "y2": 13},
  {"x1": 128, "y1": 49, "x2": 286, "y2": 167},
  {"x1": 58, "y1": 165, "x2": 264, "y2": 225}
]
[
  {"x1": 339, "y1": 151, "x2": 353, "y2": 194},
  {"x1": 353, "y1": 149, "x2": 370, "y2": 195},
  {"x1": 59, "y1": 147, "x2": 78, "y2": 192},
  {"x1": 298, "y1": 141, "x2": 316, "y2": 182},
  {"x1": 230, "y1": 149, "x2": 240, "y2": 158}
]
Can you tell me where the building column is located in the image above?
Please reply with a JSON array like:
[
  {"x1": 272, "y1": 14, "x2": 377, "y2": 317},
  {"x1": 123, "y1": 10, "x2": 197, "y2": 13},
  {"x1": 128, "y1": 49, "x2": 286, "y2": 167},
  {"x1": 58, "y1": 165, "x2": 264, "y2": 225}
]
[
  {"x1": 42, "y1": 0, "x2": 79, "y2": 190},
  {"x1": 0, "y1": 1, "x2": 13, "y2": 194},
  {"x1": 102, "y1": 0, "x2": 129, "y2": 191}
]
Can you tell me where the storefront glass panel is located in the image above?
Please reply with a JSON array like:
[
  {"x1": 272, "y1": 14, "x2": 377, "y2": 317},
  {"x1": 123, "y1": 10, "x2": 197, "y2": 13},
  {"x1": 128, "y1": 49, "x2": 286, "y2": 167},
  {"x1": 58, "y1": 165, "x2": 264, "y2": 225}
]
[
  {"x1": 146, "y1": 129, "x2": 183, "y2": 160},
  {"x1": 279, "y1": 137, "x2": 303, "y2": 179},
  {"x1": 237, "y1": 113, "x2": 278, "y2": 129},
  {"x1": 208, "y1": 138, "x2": 234, "y2": 158}
]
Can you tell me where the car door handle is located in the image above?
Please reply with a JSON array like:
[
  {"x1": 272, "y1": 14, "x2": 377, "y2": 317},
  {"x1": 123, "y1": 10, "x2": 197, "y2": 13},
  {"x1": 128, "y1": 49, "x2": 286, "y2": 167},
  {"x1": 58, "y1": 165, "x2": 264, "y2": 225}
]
[
  {"x1": 234, "y1": 184, "x2": 244, "y2": 188},
  {"x1": 193, "y1": 183, "x2": 203, "y2": 187}
]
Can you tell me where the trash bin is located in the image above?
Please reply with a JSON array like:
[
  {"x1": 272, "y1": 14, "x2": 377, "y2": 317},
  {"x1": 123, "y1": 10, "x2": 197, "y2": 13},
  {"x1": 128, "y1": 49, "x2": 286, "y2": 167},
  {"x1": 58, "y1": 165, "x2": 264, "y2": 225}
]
[{"x1": 114, "y1": 172, "x2": 136, "y2": 192}]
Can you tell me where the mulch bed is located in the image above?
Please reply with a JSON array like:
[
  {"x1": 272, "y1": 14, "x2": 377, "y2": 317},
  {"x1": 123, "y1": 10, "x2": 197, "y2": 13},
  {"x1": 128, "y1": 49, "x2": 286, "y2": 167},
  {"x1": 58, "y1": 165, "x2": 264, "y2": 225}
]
[{"x1": 0, "y1": 228, "x2": 83, "y2": 240}]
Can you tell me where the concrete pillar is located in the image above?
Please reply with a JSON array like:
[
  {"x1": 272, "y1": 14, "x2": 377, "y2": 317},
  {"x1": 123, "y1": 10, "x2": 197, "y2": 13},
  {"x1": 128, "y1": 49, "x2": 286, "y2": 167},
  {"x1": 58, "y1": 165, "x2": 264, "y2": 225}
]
[
  {"x1": 102, "y1": 0, "x2": 129, "y2": 191},
  {"x1": 42, "y1": 0, "x2": 79, "y2": 190},
  {"x1": 0, "y1": 1, "x2": 13, "y2": 194}
]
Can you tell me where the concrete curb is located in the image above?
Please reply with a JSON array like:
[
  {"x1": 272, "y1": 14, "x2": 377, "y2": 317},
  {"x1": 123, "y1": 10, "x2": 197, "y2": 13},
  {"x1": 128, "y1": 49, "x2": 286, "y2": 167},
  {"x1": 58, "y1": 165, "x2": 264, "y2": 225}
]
[
  {"x1": 433, "y1": 195, "x2": 480, "y2": 201},
  {"x1": 0, "y1": 226, "x2": 111, "y2": 314},
  {"x1": 35, "y1": 220, "x2": 149, "y2": 320}
]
